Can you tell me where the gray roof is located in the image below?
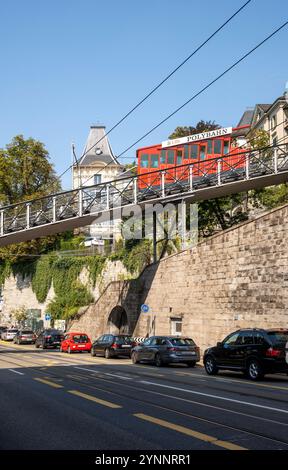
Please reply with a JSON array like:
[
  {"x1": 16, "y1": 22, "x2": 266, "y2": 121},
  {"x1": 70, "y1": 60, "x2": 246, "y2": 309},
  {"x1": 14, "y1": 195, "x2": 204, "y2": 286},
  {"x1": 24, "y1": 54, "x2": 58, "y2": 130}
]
[
  {"x1": 237, "y1": 110, "x2": 254, "y2": 127},
  {"x1": 257, "y1": 104, "x2": 271, "y2": 112},
  {"x1": 78, "y1": 125, "x2": 120, "y2": 167}
]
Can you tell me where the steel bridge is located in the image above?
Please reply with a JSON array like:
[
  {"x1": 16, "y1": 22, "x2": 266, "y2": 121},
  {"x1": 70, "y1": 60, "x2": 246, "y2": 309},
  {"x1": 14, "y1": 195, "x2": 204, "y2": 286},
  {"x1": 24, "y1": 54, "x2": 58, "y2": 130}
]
[{"x1": 0, "y1": 143, "x2": 287, "y2": 247}]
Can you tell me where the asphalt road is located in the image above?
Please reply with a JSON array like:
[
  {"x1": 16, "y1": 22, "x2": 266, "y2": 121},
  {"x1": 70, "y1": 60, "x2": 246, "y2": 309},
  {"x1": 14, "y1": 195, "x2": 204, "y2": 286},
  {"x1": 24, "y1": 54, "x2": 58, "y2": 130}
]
[{"x1": 1, "y1": 340, "x2": 288, "y2": 451}]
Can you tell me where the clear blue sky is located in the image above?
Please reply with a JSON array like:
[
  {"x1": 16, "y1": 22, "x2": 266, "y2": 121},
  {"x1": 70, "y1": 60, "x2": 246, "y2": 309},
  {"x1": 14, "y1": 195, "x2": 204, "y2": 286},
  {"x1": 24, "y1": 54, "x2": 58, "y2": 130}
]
[{"x1": 0, "y1": 0, "x2": 287, "y2": 189}]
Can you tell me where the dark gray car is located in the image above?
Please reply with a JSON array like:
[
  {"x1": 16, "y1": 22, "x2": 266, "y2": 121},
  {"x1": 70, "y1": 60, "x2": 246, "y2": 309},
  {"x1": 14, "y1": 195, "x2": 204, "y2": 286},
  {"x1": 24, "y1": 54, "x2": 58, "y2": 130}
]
[{"x1": 131, "y1": 336, "x2": 200, "y2": 367}]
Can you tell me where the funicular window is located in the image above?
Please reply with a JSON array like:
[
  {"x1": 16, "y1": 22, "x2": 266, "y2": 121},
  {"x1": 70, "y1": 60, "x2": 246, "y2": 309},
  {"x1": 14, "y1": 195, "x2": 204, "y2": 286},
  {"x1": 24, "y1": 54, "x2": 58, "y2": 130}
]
[
  {"x1": 160, "y1": 150, "x2": 166, "y2": 164},
  {"x1": 167, "y1": 150, "x2": 175, "y2": 164},
  {"x1": 223, "y1": 140, "x2": 229, "y2": 154},
  {"x1": 190, "y1": 144, "x2": 198, "y2": 159},
  {"x1": 176, "y1": 150, "x2": 182, "y2": 164},
  {"x1": 214, "y1": 140, "x2": 222, "y2": 154},
  {"x1": 150, "y1": 154, "x2": 159, "y2": 168},
  {"x1": 207, "y1": 140, "x2": 213, "y2": 154},
  {"x1": 140, "y1": 154, "x2": 149, "y2": 168},
  {"x1": 184, "y1": 145, "x2": 189, "y2": 160},
  {"x1": 200, "y1": 145, "x2": 206, "y2": 160}
]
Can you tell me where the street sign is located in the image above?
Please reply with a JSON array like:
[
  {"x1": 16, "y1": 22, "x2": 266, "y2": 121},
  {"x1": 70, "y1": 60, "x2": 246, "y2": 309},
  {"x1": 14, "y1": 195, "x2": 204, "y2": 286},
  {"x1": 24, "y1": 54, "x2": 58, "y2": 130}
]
[
  {"x1": 54, "y1": 319, "x2": 66, "y2": 331},
  {"x1": 141, "y1": 304, "x2": 149, "y2": 313},
  {"x1": 45, "y1": 313, "x2": 51, "y2": 321}
]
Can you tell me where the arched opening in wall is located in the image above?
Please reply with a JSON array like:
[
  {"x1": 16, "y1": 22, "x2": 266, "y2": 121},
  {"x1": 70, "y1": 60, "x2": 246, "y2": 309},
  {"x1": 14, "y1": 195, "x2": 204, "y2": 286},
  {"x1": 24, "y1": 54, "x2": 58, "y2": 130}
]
[{"x1": 107, "y1": 306, "x2": 129, "y2": 334}]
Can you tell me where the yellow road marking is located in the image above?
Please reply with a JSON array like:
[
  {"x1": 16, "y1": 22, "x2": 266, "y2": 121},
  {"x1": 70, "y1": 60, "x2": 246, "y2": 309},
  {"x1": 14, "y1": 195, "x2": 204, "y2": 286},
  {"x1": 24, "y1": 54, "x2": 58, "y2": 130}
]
[
  {"x1": 134, "y1": 413, "x2": 246, "y2": 451},
  {"x1": 34, "y1": 378, "x2": 63, "y2": 389},
  {"x1": 68, "y1": 390, "x2": 122, "y2": 409}
]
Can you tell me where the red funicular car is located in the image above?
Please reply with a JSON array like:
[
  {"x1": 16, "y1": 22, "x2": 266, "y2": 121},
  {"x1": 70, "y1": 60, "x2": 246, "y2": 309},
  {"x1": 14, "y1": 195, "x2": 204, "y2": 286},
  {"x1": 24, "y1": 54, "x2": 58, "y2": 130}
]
[{"x1": 60, "y1": 332, "x2": 92, "y2": 354}]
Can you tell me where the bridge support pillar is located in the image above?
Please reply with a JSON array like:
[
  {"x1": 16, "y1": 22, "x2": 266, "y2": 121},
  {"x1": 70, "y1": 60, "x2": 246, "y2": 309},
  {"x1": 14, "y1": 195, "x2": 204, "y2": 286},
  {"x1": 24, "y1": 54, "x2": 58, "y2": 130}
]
[
  {"x1": 153, "y1": 211, "x2": 157, "y2": 263},
  {"x1": 181, "y1": 200, "x2": 186, "y2": 250},
  {"x1": 0, "y1": 211, "x2": 4, "y2": 236}
]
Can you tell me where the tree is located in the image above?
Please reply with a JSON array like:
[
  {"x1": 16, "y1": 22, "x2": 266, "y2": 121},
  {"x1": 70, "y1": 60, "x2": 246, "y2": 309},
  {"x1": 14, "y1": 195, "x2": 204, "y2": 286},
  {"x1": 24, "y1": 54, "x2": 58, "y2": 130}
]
[
  {"x1": 0, "y1": 135, "x2": 60, "y2": 205},
  {"x1": 11, "y1": 306, "x2": 28, "y2": 326},
  {"x1": 0, "y1": 135, "x2": 62, "y2": 262},
  {"x1": 169, "y1": 120, "x2": 221, "y2": 139}
]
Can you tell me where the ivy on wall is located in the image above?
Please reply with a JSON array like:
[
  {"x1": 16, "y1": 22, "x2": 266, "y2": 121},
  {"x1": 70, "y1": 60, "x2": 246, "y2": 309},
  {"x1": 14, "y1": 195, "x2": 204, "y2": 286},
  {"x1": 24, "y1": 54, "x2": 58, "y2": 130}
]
[
  {"x1": 0, "y1": 254, "x2": 106, "y2": 321},
  {"x1": 0, "y1": 240, "x2": 153, "y2": 321}
]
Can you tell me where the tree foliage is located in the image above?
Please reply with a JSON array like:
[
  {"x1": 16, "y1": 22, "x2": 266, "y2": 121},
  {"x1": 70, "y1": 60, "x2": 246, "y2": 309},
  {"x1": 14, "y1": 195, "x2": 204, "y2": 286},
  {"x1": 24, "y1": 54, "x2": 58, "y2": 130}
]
[
  {"x1": 169, "y1": 120, "x2": 220, "y2": 139},
  {"x1": 0, "y1": 135, "x2": 62, "y2": 262},
  {"x1": 0, "y1": 135, "x2": 60, "y2": 205}
]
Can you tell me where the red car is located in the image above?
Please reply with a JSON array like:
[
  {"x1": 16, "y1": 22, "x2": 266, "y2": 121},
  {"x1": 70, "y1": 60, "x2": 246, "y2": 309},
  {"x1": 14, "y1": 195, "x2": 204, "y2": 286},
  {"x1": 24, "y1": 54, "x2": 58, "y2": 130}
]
[{"x1": 60, "y1": 332, "x2": 92, "y2": 354}]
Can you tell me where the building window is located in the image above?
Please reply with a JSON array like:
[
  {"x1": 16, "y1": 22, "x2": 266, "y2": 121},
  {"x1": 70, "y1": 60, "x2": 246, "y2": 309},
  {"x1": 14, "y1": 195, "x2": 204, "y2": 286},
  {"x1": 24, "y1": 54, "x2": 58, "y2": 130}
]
[
  {"x1": 93, "y1": 174, "x2": 102, "y2": 185},
  {"x1": 270, "y1": 115, "x2": 277, "y2": 130},
  {"x1": 170, "y1": 317, "x2": 182, "y2": 336},
  {"x1": 140, "y1": 154, "x2": 149, "y2": 168}
]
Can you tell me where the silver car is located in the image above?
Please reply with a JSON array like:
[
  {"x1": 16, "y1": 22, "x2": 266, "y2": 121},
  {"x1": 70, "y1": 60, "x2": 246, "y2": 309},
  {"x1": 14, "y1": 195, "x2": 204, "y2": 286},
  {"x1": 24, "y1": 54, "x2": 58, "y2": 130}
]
[
  {"x1": 13, "y1": 330, "x2": 36, "y2": 344},
  {"x1": 2, "y1": 328, "x2": 18, "y2": 341}
]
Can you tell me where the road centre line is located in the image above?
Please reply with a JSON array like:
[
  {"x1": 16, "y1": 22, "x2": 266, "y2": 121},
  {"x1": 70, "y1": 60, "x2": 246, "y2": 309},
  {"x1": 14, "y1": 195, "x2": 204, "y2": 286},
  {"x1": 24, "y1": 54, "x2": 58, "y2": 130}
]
[
  {"x1": 68, "y1": 390, "x2": 122, "y2": 408},
  {"x1": 8, "y1": 369, "x2": 24, "y2": 375},
  {"x1": 134, "y1": 413, "x2": 246, "y2": 451},
  {"x1": 34, "y1": 378, "x2": 64, "y2": 389},
  {"x1": 140, "y1": 381, "x2": 288, "y2": 415}
]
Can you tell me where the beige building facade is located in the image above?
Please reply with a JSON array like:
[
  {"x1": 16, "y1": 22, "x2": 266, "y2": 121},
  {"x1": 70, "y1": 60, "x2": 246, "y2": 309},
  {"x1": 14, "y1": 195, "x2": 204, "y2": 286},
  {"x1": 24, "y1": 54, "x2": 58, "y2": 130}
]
[{"x1": 72, "y1": 125, "x2": 124, "y2": 240}]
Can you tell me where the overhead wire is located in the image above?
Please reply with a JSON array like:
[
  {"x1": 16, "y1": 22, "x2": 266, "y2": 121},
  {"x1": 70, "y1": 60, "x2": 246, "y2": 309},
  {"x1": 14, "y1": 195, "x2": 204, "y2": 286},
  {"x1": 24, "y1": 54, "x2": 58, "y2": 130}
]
[
  {"x1": 77, "y1": 21, "x2": 288, "y2": 189},
  {"x1": 51, "y1": 1, "x2": 253, "y2": 188}
]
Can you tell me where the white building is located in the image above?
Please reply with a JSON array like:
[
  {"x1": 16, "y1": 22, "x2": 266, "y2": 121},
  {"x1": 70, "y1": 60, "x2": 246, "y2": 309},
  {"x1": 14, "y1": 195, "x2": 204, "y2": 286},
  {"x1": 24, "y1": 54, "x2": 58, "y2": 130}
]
[
  {"x1": 72, "y1": 125, "x2": 124, "y2": 241},
  {"x1": 239, "y1": 82, "x2": 288, "y2": 149}
]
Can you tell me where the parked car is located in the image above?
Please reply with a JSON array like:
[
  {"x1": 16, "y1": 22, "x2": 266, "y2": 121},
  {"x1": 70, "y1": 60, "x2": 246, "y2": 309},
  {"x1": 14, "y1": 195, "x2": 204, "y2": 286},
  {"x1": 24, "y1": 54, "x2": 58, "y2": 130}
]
[
  {"x1": 1, "y1": 328, "x2": 18, "y2": 341},
  {"x1": 13, "y1": 330, "x2": 36, "y2": 345},
  {"x1": 131, "y1": 336, "x2": 200, "y2": 367},
  {"x1": 35, "y1": 329, "x2": 64, "y2": 349},
  {"x1": 60, "y1": 332, "x2": 92, "y2": 354},
  {"x1": 203, "y1": 328, "x2": 288, "y2": 381},
  {"x1": 0, "y1": 326, "x2": 7, "y2": 338},
  {"x1": 91, "y1": 334, "x2": 134, "y2": 359}
]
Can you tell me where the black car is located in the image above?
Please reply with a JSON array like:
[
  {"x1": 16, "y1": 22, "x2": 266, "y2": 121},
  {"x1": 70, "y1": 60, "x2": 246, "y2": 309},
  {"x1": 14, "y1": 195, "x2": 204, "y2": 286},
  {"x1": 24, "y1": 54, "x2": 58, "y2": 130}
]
[
  {"x1": 13, "y1": 329, "x2": 36, "y2": 345},
  {"x1": 203, "y1": 328, "x2": 288, "y2": 380},
  {"x1": 35, "y1": 329, "x2": 64, "y2": 349},
  {"x1": 131, "y1": 336, "x2": 200, "y2": 367},
  {"x1": 91, "y1": 334, "x2": 134, "y2": 359}
]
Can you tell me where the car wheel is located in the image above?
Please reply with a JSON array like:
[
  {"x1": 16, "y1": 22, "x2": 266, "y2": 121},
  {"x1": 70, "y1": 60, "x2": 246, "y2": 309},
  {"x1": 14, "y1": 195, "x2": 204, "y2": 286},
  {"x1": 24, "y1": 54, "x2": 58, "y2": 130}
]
[
  {"x1": 35, "y1": 343, "x2": 39, "y2": 348},
  {"x1": 204, "y1": 356, "x2": 218, "y2": 375},
  {"x1": 91, "y1": 348, "x2": 96, "y2": 357},
  {"x1": 42, "y1": 344, "x2": 46, "y2": 350},
  {"x1": 187, "y1": 361, "x2": 196, "y2": 367},
  {"x1": 154, "y1": 353, "x2": 163, "y2": 367},
  {"x1": 131, "y1": 352, "x2": 139, "y2": 364},
  {"x1": 105, "y1": 348, "x2": 111, "y2": 359},
  {"x1": 246, "y1": 359, "x2": 264, "y2": 381}
]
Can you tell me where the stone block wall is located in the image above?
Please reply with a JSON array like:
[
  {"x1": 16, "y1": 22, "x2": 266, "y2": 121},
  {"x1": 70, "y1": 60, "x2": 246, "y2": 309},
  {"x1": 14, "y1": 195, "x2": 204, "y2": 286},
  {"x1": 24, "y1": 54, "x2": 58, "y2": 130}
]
[{"x1": 71, "y1": 203, "x2": 288, "y2": 355}]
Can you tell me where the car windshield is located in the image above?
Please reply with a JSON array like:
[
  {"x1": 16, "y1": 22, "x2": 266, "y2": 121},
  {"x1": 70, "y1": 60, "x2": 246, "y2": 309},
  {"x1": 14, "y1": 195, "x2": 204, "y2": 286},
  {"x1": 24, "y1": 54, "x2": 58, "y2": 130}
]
[
  {"x1": 22, "y1": 330, "x2": 34, "y2": 334},
  {"x1": 267, "y1": 331, "x2": 288, "y2": 346},
  {"x1": 169, "y1": 338, "x2": 195, "y2": 346},
  {"x1": 73, "y1": 335, "x2": 89, "y2": 343},
  {"x1": 8, "y1": 329, "x2": 18, "y2": 333},
  {"x1": 114, "y1": 336, "x2": 132, "y2": 344}
]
